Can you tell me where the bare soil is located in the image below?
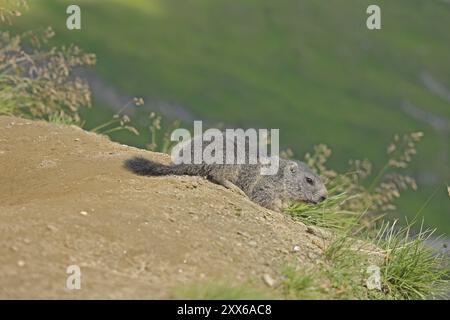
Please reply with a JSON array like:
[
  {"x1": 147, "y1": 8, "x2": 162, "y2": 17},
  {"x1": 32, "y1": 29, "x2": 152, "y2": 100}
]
[{"x1": 0, "y1": 116, "x2": 330, "y2": 299}]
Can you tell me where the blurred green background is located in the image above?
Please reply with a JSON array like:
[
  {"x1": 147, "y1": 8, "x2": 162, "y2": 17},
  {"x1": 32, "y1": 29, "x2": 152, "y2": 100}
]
[{"x1": 10, "y1": 0, "x2": 449, "y2": 232}]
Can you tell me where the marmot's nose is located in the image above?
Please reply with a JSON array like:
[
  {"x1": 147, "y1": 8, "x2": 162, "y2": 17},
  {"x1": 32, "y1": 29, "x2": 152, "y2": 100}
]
[{"x1": 318, "y1": 188, "x2": 328, "y2": 203}]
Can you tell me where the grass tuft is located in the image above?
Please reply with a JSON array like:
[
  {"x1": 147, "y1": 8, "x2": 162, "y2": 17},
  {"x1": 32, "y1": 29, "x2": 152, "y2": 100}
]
[
  {"x1": 375, "y1": 220, "x2": 449, "y2": 299},
  {"x1": 286, "y1": 193, "x2": 363, "y2": 231}
]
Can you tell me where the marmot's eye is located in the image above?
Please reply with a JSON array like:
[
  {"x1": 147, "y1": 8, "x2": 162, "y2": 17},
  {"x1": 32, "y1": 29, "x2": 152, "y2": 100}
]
[{"x1": 306, "y1": 177, "x2": 314, "y2": 185}]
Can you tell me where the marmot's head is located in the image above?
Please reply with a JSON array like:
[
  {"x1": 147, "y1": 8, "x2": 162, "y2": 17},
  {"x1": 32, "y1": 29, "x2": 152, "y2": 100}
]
[{"x1": 283, "y1": 160, "x2": 328, "y2": 205}]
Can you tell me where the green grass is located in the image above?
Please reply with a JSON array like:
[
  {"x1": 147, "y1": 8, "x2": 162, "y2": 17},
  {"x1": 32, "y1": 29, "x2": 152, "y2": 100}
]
[
  {"x1": 170, "y1": 281, "x2": 276, "y2": 300},
  {"x1": 47, "y1": 113, "x2": 79, "y2": 125},
  {"x1": 281, "y1": 265, "x2": 326, "y2": 299},
  {"x1": 375, "y1": 220, "x2": 449, "y2": 299},
  {"x1": 286, "y1": 193, "x2": 363, "y2": 231},
  {"x1": 286, "y1": 197, "x2": 449, "y2": 300},
  {"x1": 8, "y1": 0, "x2": 450, "y2": 232}
]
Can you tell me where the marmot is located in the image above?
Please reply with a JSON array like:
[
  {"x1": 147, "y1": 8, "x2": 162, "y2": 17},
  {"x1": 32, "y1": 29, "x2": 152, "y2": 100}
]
[{"x1": 124, "y1": 132, "x2": 327, "y2": 212}]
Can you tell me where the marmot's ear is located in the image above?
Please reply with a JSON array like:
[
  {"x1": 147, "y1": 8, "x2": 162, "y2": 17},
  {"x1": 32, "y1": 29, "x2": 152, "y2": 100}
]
[{"x1": 287, "y1": 161, "x2": 298, "y2": 173}]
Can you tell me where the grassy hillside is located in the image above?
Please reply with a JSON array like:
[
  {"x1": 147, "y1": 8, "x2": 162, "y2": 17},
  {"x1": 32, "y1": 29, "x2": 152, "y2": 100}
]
[{"x1": 10, "y1": 0, "x2": 450, "y2": 231}]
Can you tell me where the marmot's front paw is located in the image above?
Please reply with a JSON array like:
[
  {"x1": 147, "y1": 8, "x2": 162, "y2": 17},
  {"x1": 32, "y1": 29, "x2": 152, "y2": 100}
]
[{"x1": 222, "y1": 180, "x2": 248, "y2": 198}]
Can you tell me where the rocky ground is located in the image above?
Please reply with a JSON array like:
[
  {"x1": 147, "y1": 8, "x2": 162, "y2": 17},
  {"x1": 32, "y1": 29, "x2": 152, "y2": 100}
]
[{"x1": 0, "y1": 116, "x2": 332, "y2": 299}]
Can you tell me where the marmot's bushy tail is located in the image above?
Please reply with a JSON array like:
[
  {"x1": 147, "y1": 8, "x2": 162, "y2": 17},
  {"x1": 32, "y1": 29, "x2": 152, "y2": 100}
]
[{"x1": 124, "y1": 156, "x2": 205, "y2": 176}]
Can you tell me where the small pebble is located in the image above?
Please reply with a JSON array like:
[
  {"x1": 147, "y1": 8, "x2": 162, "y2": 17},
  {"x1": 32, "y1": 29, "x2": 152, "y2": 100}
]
[
  {"x1": 46, "y1": 224, "x2": 58, "y2": 232},
  {"x1": 17, "y1": 260, "x2": 25, "y2": 267},
  {"x1": 293, "y1": 245, "x2": 301, "y2": 252},
  {"x1": 262, "y1": 274, "x2": 275, "y2": 287},
  {"x1": 79, "y1": 211, "x2": 88, "y2": 216}
]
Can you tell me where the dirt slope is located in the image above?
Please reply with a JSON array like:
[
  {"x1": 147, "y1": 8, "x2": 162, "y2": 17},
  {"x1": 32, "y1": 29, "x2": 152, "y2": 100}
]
[{"x1": 0, "y1": 116, "x2": 330, "y2": 299}]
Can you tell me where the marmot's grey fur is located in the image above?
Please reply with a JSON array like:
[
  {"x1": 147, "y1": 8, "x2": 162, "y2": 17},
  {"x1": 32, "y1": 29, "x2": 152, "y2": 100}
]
[{"x1": 124, "y1": 133, "x2": 327, "y2": 212}]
